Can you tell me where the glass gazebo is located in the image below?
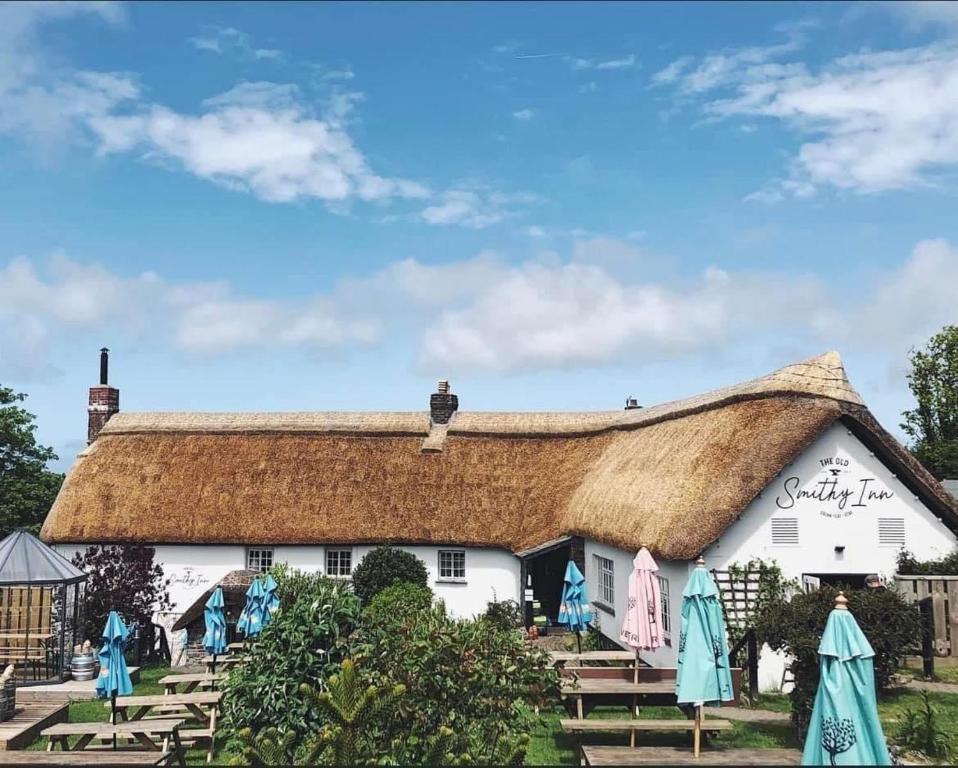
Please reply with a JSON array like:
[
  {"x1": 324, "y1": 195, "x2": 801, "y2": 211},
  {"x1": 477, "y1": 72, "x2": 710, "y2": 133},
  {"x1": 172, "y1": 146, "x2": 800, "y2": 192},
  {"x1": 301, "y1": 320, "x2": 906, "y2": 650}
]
[{"x1": 0, "y1": 531, "x2": 86, "y2": 684}]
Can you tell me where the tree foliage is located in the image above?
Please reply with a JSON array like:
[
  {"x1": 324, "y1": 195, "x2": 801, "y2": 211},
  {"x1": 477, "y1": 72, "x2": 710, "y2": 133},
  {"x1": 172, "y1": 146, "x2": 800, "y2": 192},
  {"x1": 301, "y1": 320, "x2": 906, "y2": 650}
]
[
  {"x1": 350, "y1": 546, "x2": 429, "y2": 605},
  {"x1": 756, "y1": 585, "x2": 921, "y2": 738},
  {"x1": 896, "y1": 548, "x2": 958, "y2": 576},
  {"x1": 0, "y1": 385, "x2": 63, "y2": 537},
  {"x1": 221, "y1": 575, "x2": 361, "y2": 738},
  {"x1": 71, "y1": 545, "x2": 171, "y2": 643},
  {"x1": 895, "y1": 690, "x2": 953, "y2": 761},
  {"x1": 902, "y1": 326, "x2": 958, "y2": 479}
]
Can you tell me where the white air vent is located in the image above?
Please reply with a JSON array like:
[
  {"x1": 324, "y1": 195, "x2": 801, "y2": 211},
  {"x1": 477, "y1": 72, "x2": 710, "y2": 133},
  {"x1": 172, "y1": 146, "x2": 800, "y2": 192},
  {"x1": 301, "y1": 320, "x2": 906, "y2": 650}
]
[
  {"x1": 771, "y1": 518, "x2": 799, "y2": 546},
  {"x1": 878, "y1": 518, "x2": 905, "y2": 546}
]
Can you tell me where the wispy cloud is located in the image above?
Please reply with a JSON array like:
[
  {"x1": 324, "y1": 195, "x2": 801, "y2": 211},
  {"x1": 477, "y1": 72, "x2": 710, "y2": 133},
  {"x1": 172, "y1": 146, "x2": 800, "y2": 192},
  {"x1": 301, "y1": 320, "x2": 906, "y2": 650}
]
[
  {"x1": 512, "y1": 107, "x2": 536, "y2": 122},
  {"x1": 188, "y1": 25, "x2": 283, "y2": 61},
  {"x1": 567, "y1": 54, "x2": 637, "y2": 71}
]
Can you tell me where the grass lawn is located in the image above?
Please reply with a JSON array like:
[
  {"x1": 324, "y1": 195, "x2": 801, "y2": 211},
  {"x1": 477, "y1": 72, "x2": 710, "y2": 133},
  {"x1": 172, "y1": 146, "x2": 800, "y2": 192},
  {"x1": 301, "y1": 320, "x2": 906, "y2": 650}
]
[
  {"x1": 526, "y1": 688, "x2": 958, "y2": 765},
  {"x1": 24, "y1": 664, "x2": 215, "y2": 764}
]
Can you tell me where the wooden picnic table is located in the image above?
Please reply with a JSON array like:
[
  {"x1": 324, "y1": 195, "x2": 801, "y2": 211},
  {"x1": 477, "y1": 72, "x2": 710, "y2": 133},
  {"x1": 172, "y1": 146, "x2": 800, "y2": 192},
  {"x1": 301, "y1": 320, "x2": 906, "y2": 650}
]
[
  {"x1": 201, "y1": 654, "x2": 244, "y2": 674},
  {"x1": 227, "y1": 641, "x2": 246, "y2": 651},
  {"x1": 42, "y1": 718, "x2": 186, "y2": 767},
  {"x1": 108, "y1": 692, "x2": 221, "y2": 764},
  {"x1": 0, "y1": 753, "x2": 169, "y2": 765},
  {"x1": 549, "y1": 651, "x2": 638, "y2": 664},
  {"x1": 159, "y1": 673, "x2": 226, "y2": 695}
]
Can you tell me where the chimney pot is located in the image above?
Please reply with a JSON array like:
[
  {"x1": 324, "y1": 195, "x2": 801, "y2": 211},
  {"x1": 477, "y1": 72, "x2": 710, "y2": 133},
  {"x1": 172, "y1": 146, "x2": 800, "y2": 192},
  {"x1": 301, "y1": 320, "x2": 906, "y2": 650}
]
[
  {"x1": 430, "y1": 379, "x2": 458, "y2": 425},
  {"x1": 625, "y1": 397, "x2": 641, "y2": 410},
  {"x1": 88, "y1": 347, "x2": 119, "y2": 444}
]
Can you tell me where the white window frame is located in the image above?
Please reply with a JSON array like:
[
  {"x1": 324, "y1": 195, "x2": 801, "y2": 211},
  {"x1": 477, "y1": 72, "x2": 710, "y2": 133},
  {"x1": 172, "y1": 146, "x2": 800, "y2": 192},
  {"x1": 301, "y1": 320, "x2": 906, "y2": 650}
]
[
  {"x1": 657, "y1": 575, "x2": 671, "y2": 637},
  {"x1": 246, "y1": 547, "x2": 274, "y2": 573},
  {"x1": 437, "y1": 549, "x2": 466, "y2": 582},
  {"x1": 594, "y1": 555, "x2": 614, "y2": 608},
  {"x1": 325, "y1": 547, "x2": 353, "y2": 578}
]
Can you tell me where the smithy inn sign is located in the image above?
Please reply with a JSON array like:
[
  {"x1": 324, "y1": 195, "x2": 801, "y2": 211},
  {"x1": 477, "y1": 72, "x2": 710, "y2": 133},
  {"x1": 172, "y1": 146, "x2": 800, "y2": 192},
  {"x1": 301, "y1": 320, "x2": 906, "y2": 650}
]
[{"x1": 775, "y1": 456, "x2": 894, "y2": 519}]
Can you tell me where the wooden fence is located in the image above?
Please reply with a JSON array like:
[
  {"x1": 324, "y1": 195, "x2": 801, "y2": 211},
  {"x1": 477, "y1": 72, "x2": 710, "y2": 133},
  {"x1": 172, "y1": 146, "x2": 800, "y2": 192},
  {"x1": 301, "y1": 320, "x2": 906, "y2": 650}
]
[{"x1": 895, "y1": 575, "x2": 958, "y2": 657}]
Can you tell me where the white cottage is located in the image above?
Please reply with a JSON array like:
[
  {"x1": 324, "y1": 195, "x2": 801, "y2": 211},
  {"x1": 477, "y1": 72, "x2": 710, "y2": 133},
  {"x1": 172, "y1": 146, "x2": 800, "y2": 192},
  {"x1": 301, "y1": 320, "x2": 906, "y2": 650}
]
[{"x1": 41, "y1": 351, "x2": 958, "y2": 681}]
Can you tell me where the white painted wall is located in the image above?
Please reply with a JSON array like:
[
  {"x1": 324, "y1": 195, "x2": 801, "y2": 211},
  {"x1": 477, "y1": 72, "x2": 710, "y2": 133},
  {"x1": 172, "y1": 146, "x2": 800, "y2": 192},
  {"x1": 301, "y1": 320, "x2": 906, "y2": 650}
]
[
  {"x1": 585, "y1": 423, "x2": 958, "y2": 692},
  {"x1": 56, "y1": 543, "x2": 520, "y2": 620}
]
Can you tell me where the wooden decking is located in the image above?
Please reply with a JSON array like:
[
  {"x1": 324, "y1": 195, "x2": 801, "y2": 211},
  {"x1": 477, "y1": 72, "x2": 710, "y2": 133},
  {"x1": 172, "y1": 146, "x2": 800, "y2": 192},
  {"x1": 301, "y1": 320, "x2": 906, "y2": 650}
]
[
  {"x1": 581, "y1": 746, "x2": 802, "y2": 765},
  {"x1": 15, "y1": 668, "x2": 141, "y2": 704},
  {"x1": 0, "y1": 703, "x2": 68, "y2": 750}
]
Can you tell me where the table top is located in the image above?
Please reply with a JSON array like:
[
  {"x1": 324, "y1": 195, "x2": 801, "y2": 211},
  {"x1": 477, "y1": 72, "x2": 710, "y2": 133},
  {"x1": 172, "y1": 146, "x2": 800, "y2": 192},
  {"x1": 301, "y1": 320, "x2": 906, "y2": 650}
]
[
  {"x1": 0, "y1": 754, "x2": 168, "y2": 765},
  {"x1": 549, "y1": 651, "x2": 637, "y2": 663},
  {"x1": 561, "y1": 680, "x2": 675, "y2": 695},
  {"x1": 158, "y1": 673, "x2": 226, "y2": 685},
  {"x1": 0, "y1": 633, "x2": 54, "y2": 641},
  {"x1": 201, "y1": 655, "x2": 244, "y2": 664},
  {"x1": 110, "y1": 692, "x2": 222, "y2": 707},
  {"x1": 44, "y1": 718, "x2": 187, "y2": 737}
]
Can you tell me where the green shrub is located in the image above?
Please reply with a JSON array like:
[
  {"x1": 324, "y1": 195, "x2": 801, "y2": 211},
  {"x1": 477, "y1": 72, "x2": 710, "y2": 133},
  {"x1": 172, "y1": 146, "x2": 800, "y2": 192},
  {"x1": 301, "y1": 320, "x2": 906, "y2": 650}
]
[
  {"x1": 896, "y1": 548, "x2": 958, "y2": 576},
  {"x1": 221, "y1": 575, "x2": 361, "y2": 740},
  {"x1": 351, "y1": 546, "x2": 429, "y2": 605},
  {"x1": 354, "y1": 596, "x2": 559, "y2": 764},
  {"x1": 365, "y1": 582, "x2": 434, "y2": 622},
  {"x1": 895, "y1": 690, "x2": 953, "y2": 761},
  {"x1": 757, "y1": 585, "x2": 921, "y2": 738},
  {"x1": 267, "y1": 562, "x2": 334, "y2": 605},
  {"x1": 483, "y1": 599, "x2": 523, "y2": 632}
]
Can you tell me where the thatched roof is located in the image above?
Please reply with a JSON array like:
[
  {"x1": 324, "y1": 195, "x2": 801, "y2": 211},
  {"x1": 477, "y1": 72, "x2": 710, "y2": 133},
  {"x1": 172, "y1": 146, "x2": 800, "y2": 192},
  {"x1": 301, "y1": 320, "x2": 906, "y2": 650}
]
[{"x1": 40, "y1": 352, "x2": 958, "y2": 560}]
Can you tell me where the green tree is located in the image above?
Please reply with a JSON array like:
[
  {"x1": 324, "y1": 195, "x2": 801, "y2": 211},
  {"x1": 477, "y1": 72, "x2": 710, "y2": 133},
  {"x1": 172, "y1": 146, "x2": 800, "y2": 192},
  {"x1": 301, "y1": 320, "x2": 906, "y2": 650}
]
[
  {"x1": 902, "y1": 326, "x2": 958, "y2": 479},
  {"x1": 0, "y1": 385, "x2": 63, "y2": 537}
]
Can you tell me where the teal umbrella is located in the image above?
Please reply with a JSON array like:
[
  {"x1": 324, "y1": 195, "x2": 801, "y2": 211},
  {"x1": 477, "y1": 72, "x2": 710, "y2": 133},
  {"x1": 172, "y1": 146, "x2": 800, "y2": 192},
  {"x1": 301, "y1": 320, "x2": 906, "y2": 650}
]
[
  {"x1": 557, "y1": 561, "x2": 593, "y2": 653},
  {"x1": 203, "y1": 586, "x2": 228, "y2": 674},
  {"x1": 675, "y1": 557, "x2": 734, "y2": 756},
  {"x1": 95, "y1": 611, "x2": 133, "y2": 749},
  {"x1": 802, "y1": 592, "x2": 890, "y2": 766},
  {"x1": 262, "y1": 573, "x2": 280, "y2": 629},
  {"x1": 237, "y1": 578, "x2": 267, "y2": 638}
]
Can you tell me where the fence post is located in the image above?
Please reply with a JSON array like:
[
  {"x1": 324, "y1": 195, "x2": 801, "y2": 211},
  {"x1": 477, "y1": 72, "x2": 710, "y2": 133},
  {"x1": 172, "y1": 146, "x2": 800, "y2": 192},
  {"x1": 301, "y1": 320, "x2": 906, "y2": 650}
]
[
  {"x1": 747, "y1": 628, "x2": 759, "y2": 699},
  {"x1": 919, "y1": 596, "x2": 935, "y2": 679}
]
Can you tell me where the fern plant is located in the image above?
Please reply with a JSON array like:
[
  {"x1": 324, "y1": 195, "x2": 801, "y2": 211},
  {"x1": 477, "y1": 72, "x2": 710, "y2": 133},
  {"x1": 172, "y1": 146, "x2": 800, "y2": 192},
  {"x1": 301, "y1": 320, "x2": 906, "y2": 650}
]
[{"x1": 895, "y1": 690, "x2": 952, "y2": 761}]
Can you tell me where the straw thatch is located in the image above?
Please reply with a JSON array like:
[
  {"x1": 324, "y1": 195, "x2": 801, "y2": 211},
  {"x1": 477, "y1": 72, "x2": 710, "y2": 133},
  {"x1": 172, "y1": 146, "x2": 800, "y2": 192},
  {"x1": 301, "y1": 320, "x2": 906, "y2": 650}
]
[{"x1": 40, "y1": 352, "x2": 958, "y2": 559}]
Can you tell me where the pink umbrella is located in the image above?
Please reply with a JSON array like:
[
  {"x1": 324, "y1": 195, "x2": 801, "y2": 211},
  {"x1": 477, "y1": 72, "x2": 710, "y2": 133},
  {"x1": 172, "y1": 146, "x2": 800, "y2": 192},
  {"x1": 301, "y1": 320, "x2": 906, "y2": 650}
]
[{"x1": 619, "y1": 548, "x2": 664, "y2": 744}]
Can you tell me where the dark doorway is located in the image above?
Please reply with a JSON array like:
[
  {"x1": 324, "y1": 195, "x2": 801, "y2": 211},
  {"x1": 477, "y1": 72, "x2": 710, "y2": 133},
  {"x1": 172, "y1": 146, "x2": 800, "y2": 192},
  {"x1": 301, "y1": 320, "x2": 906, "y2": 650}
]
[
  {"x1": 804, "y1": 573, "x2": 869, "y2": 590},
  {"x1": 525, "y1": 545, "x2": 572, "y2": 621}
]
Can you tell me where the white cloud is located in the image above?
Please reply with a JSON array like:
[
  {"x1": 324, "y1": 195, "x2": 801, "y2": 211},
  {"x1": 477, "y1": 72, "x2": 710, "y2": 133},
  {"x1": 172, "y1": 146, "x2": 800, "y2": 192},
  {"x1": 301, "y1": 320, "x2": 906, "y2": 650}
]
[
  {"x1": 883, "y1": 1, "x2": 958, "y2": 29},
  {"x1": 512, "y1": 108, "x2": 536, "y2": 121},
  {"x1": 568, "y1": 54, "x2": 637, "y2": 71},
  {"x1": 419, "y1": 188, "x2": 541, "y2": 228},
  {"x1": 188, "y1": 26, "x2": 283, "y2": 61},
  {"x1": 5, "y1": 238, "x2": 958, "y2": 378},
  {"x1": 654, "y1": 28, "x2": 958, "y2": 198}
]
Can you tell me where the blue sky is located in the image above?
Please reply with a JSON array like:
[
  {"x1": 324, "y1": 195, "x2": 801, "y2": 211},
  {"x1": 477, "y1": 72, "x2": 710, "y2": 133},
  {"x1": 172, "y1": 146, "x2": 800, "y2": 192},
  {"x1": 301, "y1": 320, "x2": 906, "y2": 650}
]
[{"x1": 2, "y1": 1, "x2": 958, "y2": 469}]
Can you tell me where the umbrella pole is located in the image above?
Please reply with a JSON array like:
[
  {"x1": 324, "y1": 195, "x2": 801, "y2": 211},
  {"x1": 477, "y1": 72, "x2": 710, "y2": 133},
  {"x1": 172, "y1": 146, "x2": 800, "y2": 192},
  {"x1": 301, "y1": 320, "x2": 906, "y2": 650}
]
[
  {"x1": 111, "y1": 693, "x2": 117, "y2": 751},
  {"x1": 693, "y1": 704, "x2": 701, "y2": 758}
]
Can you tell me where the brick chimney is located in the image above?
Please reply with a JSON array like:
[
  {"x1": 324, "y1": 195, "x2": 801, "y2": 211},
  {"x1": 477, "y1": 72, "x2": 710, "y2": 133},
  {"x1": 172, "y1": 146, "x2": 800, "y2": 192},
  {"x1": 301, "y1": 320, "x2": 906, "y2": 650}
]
[
  {"x1": 429, "y1": 379, "x2": 458, "y2": 425},
  {"x1": 87, "y1": 347, "x2": 119, "y2": 444},
  {"x1": 624, "y1": 397, "x2": 641, "y2": 410}
]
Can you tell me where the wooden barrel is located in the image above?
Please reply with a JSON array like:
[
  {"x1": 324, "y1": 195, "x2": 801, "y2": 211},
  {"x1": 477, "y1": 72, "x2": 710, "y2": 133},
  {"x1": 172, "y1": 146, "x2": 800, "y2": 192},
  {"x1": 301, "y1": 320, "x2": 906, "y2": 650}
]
[{"x1": 70, "y1": 652, "x2": 96, "y2": 681}]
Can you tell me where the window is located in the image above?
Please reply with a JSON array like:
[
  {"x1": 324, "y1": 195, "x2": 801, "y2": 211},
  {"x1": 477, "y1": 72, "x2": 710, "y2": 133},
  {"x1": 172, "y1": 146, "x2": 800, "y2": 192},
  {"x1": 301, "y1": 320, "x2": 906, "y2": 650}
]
[
  {"x1": 657, "y1": 575, "x2": 671, "y2": 635},
  {"x1": 246, "y1": 548, "x2": 273, "y2": 572},
  {"x1": 438, "y1": 550, "x2": 466, "y2": 581},
  {"x1": 595, "y1": 555, "x2": 614, "y2": 607},
  {"x1": 326, "y1": 548, "x2": 353, "y2": 578},
  {"x1": 878, "y1": 518, "x2": 905, "y2": 547},
  {"x1": 771, "y1": 517, "x2": 799, "y2": 546}
]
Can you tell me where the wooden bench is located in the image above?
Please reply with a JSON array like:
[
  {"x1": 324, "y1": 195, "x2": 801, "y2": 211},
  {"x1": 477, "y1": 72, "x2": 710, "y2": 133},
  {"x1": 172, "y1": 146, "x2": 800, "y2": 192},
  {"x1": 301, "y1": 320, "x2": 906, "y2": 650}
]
[
  {"x1": 109, "y1": 692, "x2": 221, "y2": 764},
  {"x1": 159, "y1": 673, "x2": 226, "y2": 695},
  {"x1": 560, "y1": 718, "x2": 732, "y2": 733},
  {"x1": 0, "y1": 753, "x2": 171, "y2": 765},
  {"x1": 550, "y1": 651, "x2": 638, "y2": 665},
  {"x1": 580, "y1": 745, "x2": 801, "y2": 765},
  {"x1": 201, "y1": 655, "x2": 244, "y2": 674},
  {"x1": 42, "y1": 718, "x2": 186, "y2": 767}
]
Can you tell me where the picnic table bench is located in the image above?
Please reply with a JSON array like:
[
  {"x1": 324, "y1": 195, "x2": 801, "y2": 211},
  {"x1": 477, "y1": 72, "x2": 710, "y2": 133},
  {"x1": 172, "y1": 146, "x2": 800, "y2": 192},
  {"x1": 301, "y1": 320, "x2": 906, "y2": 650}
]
[
  {"x1": 549, "y1": 651, "x2": 638, "y2": 664},
  {"x1": 580, "y1": 745, "x2": 801, "y2": 765},
  {"x1": 159, "y1": 673, "x2": 226, "y2": 695},
  {"x1": 108, "y1": 692, "x2": 222, "y2": 764},
  {"x1": 0, "y1": 753, "x2": 170, "y2": 765},
  {"x1": 201, "y1": 654, "x2": 244, "y2": 674},
  {"x1": 42, "y1": 718, "x2": 186, "y2": 767}
]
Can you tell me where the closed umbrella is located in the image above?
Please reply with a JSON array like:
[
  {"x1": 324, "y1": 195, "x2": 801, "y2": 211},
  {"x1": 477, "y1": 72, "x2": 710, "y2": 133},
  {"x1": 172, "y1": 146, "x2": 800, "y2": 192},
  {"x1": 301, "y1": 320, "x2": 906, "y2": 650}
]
[
  {"x1": 262, "y1": 573, "x2": 280, "y2": 628},
  {"x1": 676, "y1": 557, "x2": 734, "y2": 757},
  {"x1": 95, "y1": 611, "x2": 133, "y2": 750},
  {"x1": 557, "y1": 561, "x2": 593, "y2": 654},
  {"x1": 237, "y1": 577, "x2": 266, "y2": 638},
  {"x1": 203, "y1": 586, "x2": 228, "y2": 675},
  {"x1": 802, "y1": 592, "x2": 890, "y2": 766},
  {"x1": 619, "y1": 548, "x2": 664, "y2": 745}
]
